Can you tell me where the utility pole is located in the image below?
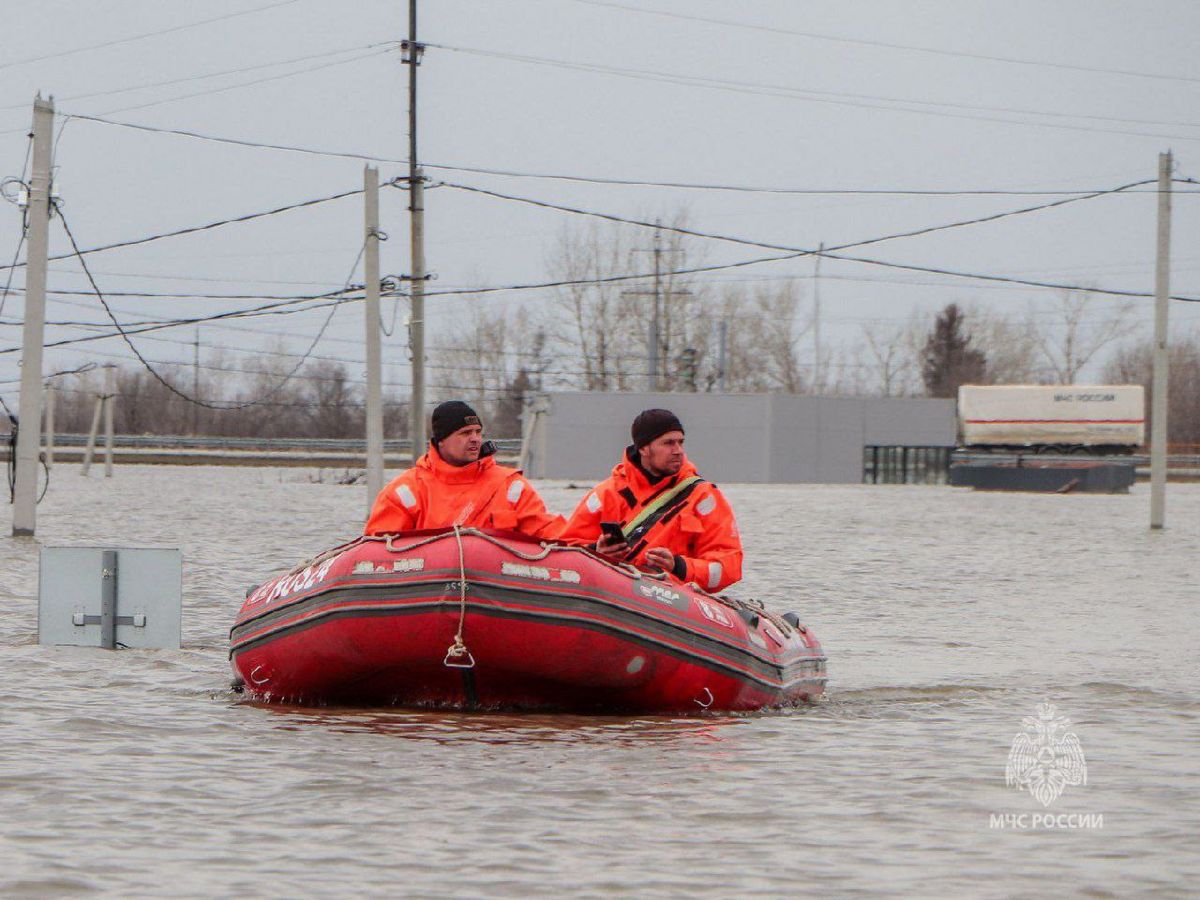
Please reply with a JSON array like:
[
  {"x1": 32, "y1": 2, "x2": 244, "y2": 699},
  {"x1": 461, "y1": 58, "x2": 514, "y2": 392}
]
[
  {"x1": 404, "y1": 0, "x2": 427, "y2": 460},
  {"x1": 103, "y1": 364, "x2": 115, "y2": 478},
  {"x1": 1150, "y1": 151, "x2": 1172, "y2": 530},
  {"x1": 81, "y1": 390, "x2": 103, "y2": 476},
  {"x1": 717, "y1": 319, "x2": 728, "y2": 392},
  {"x1": 12, "y1": 95, "x2": 54, "y2": 537},
  {"x1": 191, "y1": 327, "x2": 200, "y2": 436},
  {"x1": 626, "y1": 224, "x2": 688, "y2": 392},
  {"x1": 43, "y1": 380, "x2": 55, "y2": 470},
  {"x1": 650, "y1": 227, "x2": 661, "y2": 390},
  {"x1": 363, "y1": 165, "x2": 385, "y2": 512},
  {"x1": 813, "y1": 242, "x2": 824, "y2": 394}
]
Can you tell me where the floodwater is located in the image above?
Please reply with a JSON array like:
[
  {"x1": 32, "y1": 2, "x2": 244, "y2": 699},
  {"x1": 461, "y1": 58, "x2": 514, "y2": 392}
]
[{"x1": 0, "y1": 466, "x2": 1197, "y2": 898}]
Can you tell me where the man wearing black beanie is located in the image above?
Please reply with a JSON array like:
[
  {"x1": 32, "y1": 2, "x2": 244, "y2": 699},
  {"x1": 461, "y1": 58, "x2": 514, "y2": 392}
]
[
  {"x1": 365, "y1": 400, "x2": 564, "y2": 539},
  {"x1": 560, "y1": 409, "x2": 743, "y2": 592}
]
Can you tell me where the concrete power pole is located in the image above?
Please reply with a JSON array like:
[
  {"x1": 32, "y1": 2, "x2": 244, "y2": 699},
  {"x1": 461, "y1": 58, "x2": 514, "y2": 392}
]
[
  {"x1": 626, "y1": 224, "x2": 688, "y2": 392},
  {"x1": 405, "y1": 0, "x2": 427, "y2": 460},
  {"x1": 812, "y1": 242, "x2": 824, "y2": 394},
  {"x1": 43, "y1": 381, "x2": 55, "y2": 470},
  {"x1": 191, "y1": 327, "x2": 200, "y2": 435},
  {"x1": 103, "y1": 364, "x2": 115, "y2": 478},
  {"x1": 1150, "y1": 151, "x2": 1172, "y2": 530},
  {"x1": 717, "y1": 318, "x2": 728, "y2": 392},
  {"x1": 363, "y1": 165, "x2": 385, "y2": 512},
  {"x1": 649, "y1": 227, "x2": 661, "y2": 391},
  {"x1": 12, "y1": 95, "x2": 54, "y2": 537}
]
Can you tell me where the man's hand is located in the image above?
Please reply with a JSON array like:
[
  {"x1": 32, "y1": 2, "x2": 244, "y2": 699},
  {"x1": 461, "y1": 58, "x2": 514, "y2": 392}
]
[
  {"x1": 596, "y1": 532, "x2": 629, "y2": 557},
  {"x1": 644, "y1": 547, "x2": 674, "y2": 571}
]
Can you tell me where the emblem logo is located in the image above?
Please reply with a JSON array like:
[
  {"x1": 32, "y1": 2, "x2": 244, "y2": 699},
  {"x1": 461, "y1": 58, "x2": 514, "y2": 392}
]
[{"x1": 1006, "y1": 701, "x2": 1087, "y2": 808}]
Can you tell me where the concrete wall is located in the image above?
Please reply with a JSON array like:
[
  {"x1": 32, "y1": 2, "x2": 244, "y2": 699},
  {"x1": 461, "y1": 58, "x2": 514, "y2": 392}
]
[{"x1": 528, "y1": 392, "x2": 956, "y2": 484}]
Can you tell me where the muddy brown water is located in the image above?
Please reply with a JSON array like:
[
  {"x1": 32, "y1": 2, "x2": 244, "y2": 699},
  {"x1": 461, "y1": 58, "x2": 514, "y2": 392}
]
[{"x1": 1, "y1": 467, "x2": 1196, "y2": 897}]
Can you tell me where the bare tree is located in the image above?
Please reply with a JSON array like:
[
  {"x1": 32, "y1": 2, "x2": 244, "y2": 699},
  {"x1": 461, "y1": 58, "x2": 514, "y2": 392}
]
[
  {"x1": 966, "y1": 305, "x2": 1043, "y2": 384},
  {"x1": 546, "y1": 221, "x2": 641, "y2": 391},
  {"x1": 1036, "y1": 289, "x2": 1138, "y2": 384},
  {"x1": 429, "y1": 302, "x2": 555, "y2": 438},
  {"x1": 859, "y1": 317, "x2": 922, "y2": 397},
  {"x1": 1102, "y1": 330, "x2": 1200, "y2": 446}
]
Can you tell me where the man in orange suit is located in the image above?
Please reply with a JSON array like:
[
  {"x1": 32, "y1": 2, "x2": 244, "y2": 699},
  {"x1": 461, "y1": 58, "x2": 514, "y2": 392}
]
[
  {"x1": 364, "y1": 400, "x2": 563, "y2": 539},
  {"x1": 560, "y1": 409, "x2": 743, "y2": 592}
]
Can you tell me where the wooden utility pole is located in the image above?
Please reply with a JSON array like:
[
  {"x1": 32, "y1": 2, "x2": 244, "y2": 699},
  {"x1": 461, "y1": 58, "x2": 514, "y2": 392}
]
[
  {"x1": 363, "y1": 165, "x2": 384, "y2": 512},
  {"x1": 12, "y1": 95, "x2": 54, "y2": 536},
  {"x1": 1150, "y1": 151, "x2": 1172, "y2": 530},
  {"x1": 405, "y1": 0, "x2": 427, "y2": 460}
]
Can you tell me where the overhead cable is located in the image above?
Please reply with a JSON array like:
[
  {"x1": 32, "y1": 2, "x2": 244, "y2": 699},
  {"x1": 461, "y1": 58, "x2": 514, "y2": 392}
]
[
  {"x1": 424, "y1": 179, "x2": 1200, "y2": 302},
  {"x1": 90, "y1": 48, "x2": 394, "y2": 118},
  {"x1": 568, "y1": 0, "x2": 1200, "y2": 87},
  {"x1": 0, "y1": 184, "x2": 367, "y2": 273},
  {"x1": 54, "y1": 204, "x2": 369, "y2": 409},
  {"x1": 429, "y1": 42, "x2": 1200, "y2": 143},
  {"x1": 0, "y1": 43, "x2": 396, "y2": 113},
  {"x1": 59, "y1": 114, "x2": 1186, "y2": 196},
  {"x1": 441, "y1": 177, "x2": 1154, "y2": 256},
  {"x1": 0, "y1": 0, "x2": 304, "y2": 72}
]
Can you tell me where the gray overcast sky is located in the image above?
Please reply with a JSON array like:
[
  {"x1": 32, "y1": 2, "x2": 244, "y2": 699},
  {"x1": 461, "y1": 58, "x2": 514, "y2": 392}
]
[{"x1": 2, "y1": 0, "x2": 1199, "y2": 399}]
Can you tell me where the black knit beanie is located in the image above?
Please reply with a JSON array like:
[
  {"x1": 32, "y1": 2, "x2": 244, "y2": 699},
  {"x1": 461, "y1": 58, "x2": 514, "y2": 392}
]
[
  {"x1": 431, "y1": 400, "x2": 482, "y2": 444},
  {"x1": 631, "y1": 408, "x2": 684, "y2": 449}
]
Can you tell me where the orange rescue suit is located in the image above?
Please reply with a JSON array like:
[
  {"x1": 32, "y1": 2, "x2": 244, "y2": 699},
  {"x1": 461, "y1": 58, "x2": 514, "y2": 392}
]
[
  {"x1": 560, "y1": 449, "x2": 743, "y2": 592},
  {"x1": 364, "y1": 446, "x2": 564, "y2": 539}
]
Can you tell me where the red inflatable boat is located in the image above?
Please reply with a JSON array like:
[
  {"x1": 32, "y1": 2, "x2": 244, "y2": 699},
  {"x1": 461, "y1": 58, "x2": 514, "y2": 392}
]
[{"x1": 230, "y1": 528, "x2": 826, "y2": 713}]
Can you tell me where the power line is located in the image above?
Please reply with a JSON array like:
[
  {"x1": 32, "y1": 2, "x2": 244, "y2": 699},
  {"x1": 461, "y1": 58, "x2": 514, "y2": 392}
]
[
  {"x1": 56, "y1": 112, "x2": 408, "y2": 165},
  {"x1": 441, "y1": 177, "x2": 1153, "y2": 256},
  {"x1": 0, "y1": 0, "x2": 305, "y2": 71},
  {"x1": 430, "y1": 42, "x2": 1200, "y2": 143},
  {"x1": 0, "y1": 135, "x2": 32, "y2": 321},
  {"x1": 0, "y1": 184, "x2": 369, "y2": 273},
  {"x1": 58, "y1": 113, "x2": 1193, "y2": 196},
  {"x1": 425, "y1": 178, "x2": 1200, "y2": 303},
  {"x1": 0, "y1": 43, "x2": 395, "y2": 112},
  {"x1": 89, "y1": 48, "x2": 394, "y2": 118},
  {"x1": 53, "y1": 203, "x2": 370, "y2": 410},
  {"x1": 568, "y1": 0, "x2": 1200, "y2": 87}
]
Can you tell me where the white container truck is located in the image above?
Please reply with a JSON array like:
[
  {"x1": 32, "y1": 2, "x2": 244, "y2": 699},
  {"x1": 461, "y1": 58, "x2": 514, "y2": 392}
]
[{"x1": 958, "y1": 385, "x2": 1145, "y2": 453}]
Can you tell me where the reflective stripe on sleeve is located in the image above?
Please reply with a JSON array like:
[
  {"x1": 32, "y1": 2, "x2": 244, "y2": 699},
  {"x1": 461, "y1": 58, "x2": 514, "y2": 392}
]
[
  {"x1": 707, "y1": 562, "x2": 723, "y2": 590},
  {"x1": 396, "y1": 484, "x2": 417, "y2": 509},
  {"x1": 507, "y1": 479, "x2": 525, "y2": 505}
]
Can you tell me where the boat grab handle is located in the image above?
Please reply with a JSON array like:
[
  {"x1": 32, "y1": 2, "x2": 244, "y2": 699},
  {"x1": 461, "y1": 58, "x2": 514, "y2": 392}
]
[{"x1": 443, "y1": 646, "x2": 476, "y2": 669}]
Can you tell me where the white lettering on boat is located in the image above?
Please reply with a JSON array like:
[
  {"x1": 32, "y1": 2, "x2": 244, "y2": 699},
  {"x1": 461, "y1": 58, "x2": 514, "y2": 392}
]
[
  {"x1": 696, "y1": 597, "x2": 734, "y2": 628},
  {"x1": 393, "y1": 558, "x2": 425, "y2": 573},
  {"x1": 501, "y1": 562, "x2": 581, "y2": 584},
  {"x1": 246, "y1": 558, "x2": 336, "y2": 607},
  {"x1": 639, "y1": 583, "x2": 684, "y2": 606}
]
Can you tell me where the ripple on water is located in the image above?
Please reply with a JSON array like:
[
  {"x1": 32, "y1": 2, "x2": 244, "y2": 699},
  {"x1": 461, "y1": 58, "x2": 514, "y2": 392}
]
[{"x1": 0, "y1": 469, "x2": 1197, "y2": 897}]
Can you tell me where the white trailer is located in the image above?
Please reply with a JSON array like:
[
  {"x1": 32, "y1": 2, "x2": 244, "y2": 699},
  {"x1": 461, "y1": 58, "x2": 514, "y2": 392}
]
[{"x1": 958, "y1": 385, "x2": 1145, "y2": 452}]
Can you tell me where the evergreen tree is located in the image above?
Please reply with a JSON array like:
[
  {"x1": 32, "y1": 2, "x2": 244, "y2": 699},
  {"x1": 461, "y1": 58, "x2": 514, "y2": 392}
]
[{"x1": 922, "y1": 303, "x2": 988, "y2": 397}]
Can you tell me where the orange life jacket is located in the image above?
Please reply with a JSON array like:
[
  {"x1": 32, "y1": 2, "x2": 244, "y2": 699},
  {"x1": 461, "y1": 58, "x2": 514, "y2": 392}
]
[
  {"x1": 560, "y1": 448, "x2": 743, "y2": 592},
  {"x1": 364, "y1": 446, "x2": 564, "y2": 539}
]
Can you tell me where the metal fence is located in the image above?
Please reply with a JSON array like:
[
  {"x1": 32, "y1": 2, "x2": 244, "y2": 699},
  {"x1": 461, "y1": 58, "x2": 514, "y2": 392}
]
[
  {"x1": 864, "y1": 446, "x2": 953, "y2": 485},
  {"x1": 40, "y1": 434, "x2": 523, "y2": 453}
]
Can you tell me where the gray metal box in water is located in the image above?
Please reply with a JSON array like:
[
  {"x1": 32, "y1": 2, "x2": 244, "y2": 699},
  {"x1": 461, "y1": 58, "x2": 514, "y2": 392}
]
[{"x1": 38, "y1": 547, "x2": 182, "y2": 649}]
